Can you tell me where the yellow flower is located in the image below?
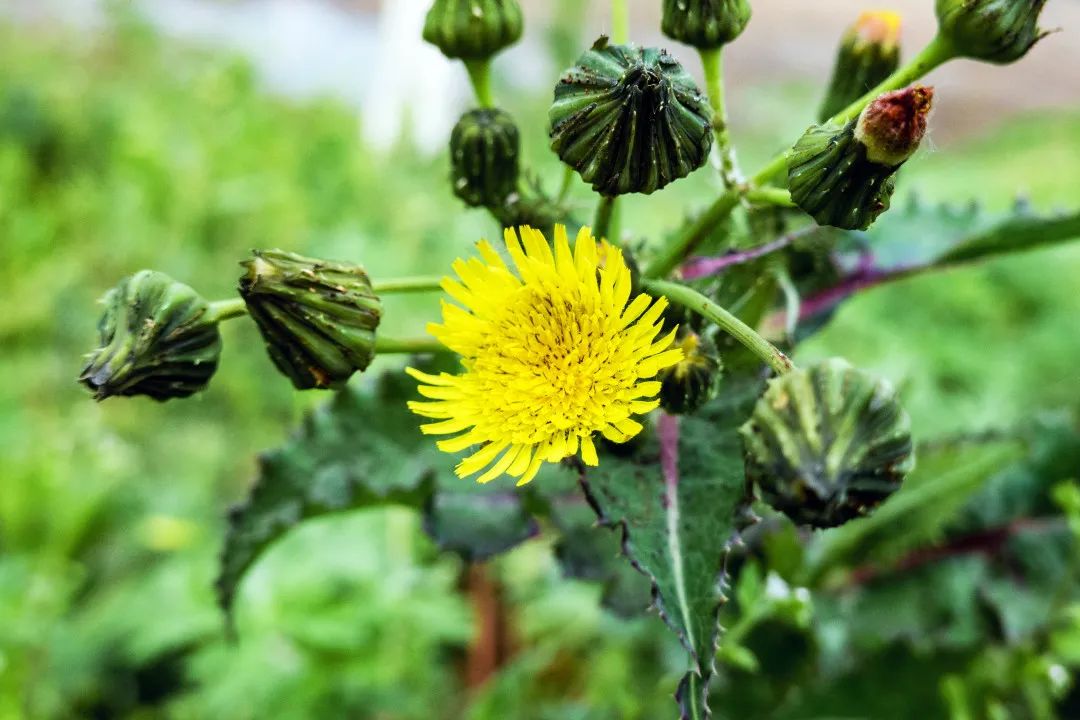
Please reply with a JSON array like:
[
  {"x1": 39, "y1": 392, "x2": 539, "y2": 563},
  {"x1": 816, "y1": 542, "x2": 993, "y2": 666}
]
[{"x1": 407, "y1": 225, "x2": 683, "y2": 485}]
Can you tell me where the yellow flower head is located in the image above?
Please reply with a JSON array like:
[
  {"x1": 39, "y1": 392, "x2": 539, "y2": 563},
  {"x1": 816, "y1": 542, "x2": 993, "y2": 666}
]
[{"x1": 407, "y1": 225, "x2": 683, "y2": 485}]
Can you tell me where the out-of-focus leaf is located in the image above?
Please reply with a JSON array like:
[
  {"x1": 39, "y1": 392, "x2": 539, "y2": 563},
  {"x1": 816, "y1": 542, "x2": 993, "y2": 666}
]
[
  {"x1": 216, "y1": 363, "x2": 540, "y2": 623},
  {"x1": 804, "y1": 436, "x2": 1024, "y2": 582},
  {"x1": 581, "y1": 399, "x2": 752, "y2": 719}
]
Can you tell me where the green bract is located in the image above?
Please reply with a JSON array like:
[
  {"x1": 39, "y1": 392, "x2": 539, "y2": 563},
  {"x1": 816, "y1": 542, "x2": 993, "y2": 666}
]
[
  {"x1": 661, "y1": 0, "x2": 752, "y2": 50},
  {"x1": 450, "y1": 107, "x2": 520, "y2": 208},
  {"x1": 79, "y1": 270, "x2": 221, "y2": 401},
  {"x1": 549, "y1": 39, "x2": 713, "y2": 196},
  {"x1": 936, "y1": 0, "x2": 1048, "y2": 64},
  {"x1": 422, "y1": 0, "x2": 523, "y2": 60},
  {"x1": 740, "y1": 359, "x2": 914, "y2": 528},
  {"x1": 238, "y1": 250, "x2": 382, "y2": 390}
]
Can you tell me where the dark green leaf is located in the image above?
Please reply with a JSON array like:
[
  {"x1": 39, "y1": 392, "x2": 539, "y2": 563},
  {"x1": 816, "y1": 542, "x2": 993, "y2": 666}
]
[{"x1": 581, "y1": 401, "x2": 752, "y2": 719}]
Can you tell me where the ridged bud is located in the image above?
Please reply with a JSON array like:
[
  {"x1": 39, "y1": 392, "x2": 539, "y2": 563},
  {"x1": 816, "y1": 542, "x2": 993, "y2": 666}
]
[
  {"x1": 661, "y1": 0, "x2": 752, "y2": 50},
  {"x1": 936, "y1": 0, "x2": 1048, "y2": 64},
  {"x1": 79, "y1": 270, "x2": 221, "y2": 401},
  {"x1": 422, "y1": 0, "x2": 523, "y2": 61},
  {"x1": 450, "y1": 108, "x2": 520, "y2": 208},
  {"x1": 740, "y1": 359, "x2": 914, "y2": 528},
  {"x1": 549, "y1": 39, "x2": 713, "y2": 196},
  {"x1": 658, "y1": 332, "x2": 722, "y2": 415},
  {"x1": 239, "y1": 250, "x2": 382, "y2": 390},
  {"x1": 788, "y1": 85, "x2": 933, "y2": 230},
  {"x1": 819, "y1": 11, "x2": 902, "y2": 121}
]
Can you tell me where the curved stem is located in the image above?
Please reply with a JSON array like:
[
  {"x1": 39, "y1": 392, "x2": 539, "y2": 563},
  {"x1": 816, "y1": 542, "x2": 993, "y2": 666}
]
[
  {"x1": 610, "y1": 0, "x2": 629, "y2": 44},
  {"x1": 593, "y1": 195, "x2": 618, "y2": 244},
  {"x1": 374, "y1": 336, "x2": 446, "y2": 355},
  {"x1": 464, "y1": 59, "x2": 494, "y2": 108},
  {"x1": 644, "y1": 279, "x2": 793, "y2": 376},
  {"x1": 372, "y1": 276, "x2": 444, "y2": 294},
  {"x1": 206, "y1": 298, "x2": 247, "y2": 323},
  {"x1": 645, "y1": 34, "x2": 958, "y2": 278},
  {"x1": 700, "y1": 48, "x2": 739, "y2": 188}
]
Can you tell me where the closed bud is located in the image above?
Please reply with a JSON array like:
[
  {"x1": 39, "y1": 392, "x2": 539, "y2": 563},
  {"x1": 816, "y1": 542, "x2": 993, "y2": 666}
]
[
  {"x1": 422, "y1": 0, "x2": 523, "y2": 61},
  {"x1": 239, "y1": 250, "x2": 382, "y2": 390},
  {"x1": 788, "y1": 85, "x2": 933, "y2": 230},
  {"x1": 450, "y1": 107, "x2": 520, "y2": 208},
  {"x1": 80, "y1": 270, "x2": 221, "y2": 401},
  {"x1": 549, "y1": 39, "x2": 713, "y2": 196},
  {"x1": 936, "y1": 0, "x2": 1048, "y2": 64},
  {"x1": 740, "y1": 359, "x2": 914, "y2": 528},
  {"x1": 661, "y1": 0, "x2": 752, "y2": 50},
  {"x1": 819, "y1": 11, "x2": 902, "y2": 121},
  {"x1": 658, "y1": 332, "x2": 722, "y2": 415}
]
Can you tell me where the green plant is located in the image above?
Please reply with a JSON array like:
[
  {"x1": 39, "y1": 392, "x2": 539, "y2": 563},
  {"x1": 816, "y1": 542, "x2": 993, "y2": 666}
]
[{"x1": 65, "y1": 2, "x2": 1080, "y2": 718}]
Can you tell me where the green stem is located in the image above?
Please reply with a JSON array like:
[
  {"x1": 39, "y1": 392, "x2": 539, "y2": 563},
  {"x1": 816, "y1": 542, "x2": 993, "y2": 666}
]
[
  {"x1": 206, "y1": 298, "x2": 247, "y2": 323},
  {"x1": 464, "y1": 59, "x2": 495, "y2": 108},
  {"x1": 374, "y1": 336, "x2": 446, "y2": 355},
  {"x1": 645, "y1": 34, "x2": 958, "y2": 278},
  {"x1": 593, "y1": 195, "x2": 619, "y2": 243},
  {"x1": 557, "y1": 165, "x2": 575, "y2": 204},
  {"x1": 644, "y1": 190, "x2": 741, "y2": 278},
  {"x1": 744, "y1": 187, "x2": 795, "y2": 208},
  {"x1": 644, "y1": 279, "x2": 793, "y2": 376},
  {"x1": 610, "y1": 0, "x2": 629, "y2": 44},
  {"x1": 699, "y1": 48, "x2": 739, "y2": 188},
  {"x1": 372, "y1": 276, "x2": 444, "y2": 294}
]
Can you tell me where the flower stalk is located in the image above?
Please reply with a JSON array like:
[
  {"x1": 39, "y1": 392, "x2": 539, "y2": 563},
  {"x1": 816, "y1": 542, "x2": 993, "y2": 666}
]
[
  {"x1": 464, "y1": 59, "x2": 495, "y2": 108},
  {"x1": 700, "y1": 47, "x2": 740, "y2": 188},
  {"x1": 643, "y1": 278, "x2": 793, "y2": 376}
]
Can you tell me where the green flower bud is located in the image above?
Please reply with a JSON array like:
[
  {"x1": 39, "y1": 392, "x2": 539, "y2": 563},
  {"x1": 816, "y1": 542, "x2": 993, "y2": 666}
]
[
  {"x1": 789, "y1": 85, "x2": 933, "y2": 230},
  {"x1": 661, "y1": 0, "x2": 752, "y2": 50},
  {"x1": 79, "y1": 270, "x2": 221, "y2": 401},
  {"x1": 450, "y1": 107, "x2": 520, "y2": 208},
  {"x1": 422, "y1": 0, "x2": 523, "y2": 60},
  {"x1": 819, "y1": 11, "x2": 902, "y2": 121},
  {"x1": 549, "y1": 39, "x2": 713, "y2": 196},
  {"x1": 740, "y1": 359, "x2": 914, "y2": 529},
  {"x1": 936, "y1": 0, "x2": 1048, "y2": 64},
  {"x1": 658, "y1": 332, "x2": 722, "y2": 415},
  {"x1": 238, "y1": 250, "x2": 382, "y2": 390}
]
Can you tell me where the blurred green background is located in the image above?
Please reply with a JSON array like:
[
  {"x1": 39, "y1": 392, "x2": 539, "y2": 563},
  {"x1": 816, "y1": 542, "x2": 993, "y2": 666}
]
[{"x1": 2, "y1": 2, "x2": 1079, "y2": 719}]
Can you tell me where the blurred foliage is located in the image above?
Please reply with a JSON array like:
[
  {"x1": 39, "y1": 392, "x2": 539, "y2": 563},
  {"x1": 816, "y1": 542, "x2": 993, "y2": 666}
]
[{"x1": 2, "y1": 7, "x2": 1080, "y2": 720}]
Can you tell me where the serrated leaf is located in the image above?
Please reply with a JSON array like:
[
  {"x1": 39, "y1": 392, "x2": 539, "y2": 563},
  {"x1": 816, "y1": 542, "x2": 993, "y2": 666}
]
[
  {"x1": 216, "y1": 363, "x2": 539, "y2": 623},
  {"x1": 581, "y1": 402, "x2": 752, "y2": 720}
]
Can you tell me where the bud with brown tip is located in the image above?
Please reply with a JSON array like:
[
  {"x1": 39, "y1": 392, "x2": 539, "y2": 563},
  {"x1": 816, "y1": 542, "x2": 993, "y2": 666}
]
[{"x1": 788, "y1": 85, "x2": 933, "y2": 230}]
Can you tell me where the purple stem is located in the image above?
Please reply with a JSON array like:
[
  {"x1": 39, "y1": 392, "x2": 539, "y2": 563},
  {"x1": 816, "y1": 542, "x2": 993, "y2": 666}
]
[
  {"x1": 797, "y1": 263, "x2": 922, "y2": 320},
  {"x1": 659, "y1": 412, "x2": 680, "y2": 501},
  {"x1": 680, "y1": 236, "x2": 794, "y2": 280}
]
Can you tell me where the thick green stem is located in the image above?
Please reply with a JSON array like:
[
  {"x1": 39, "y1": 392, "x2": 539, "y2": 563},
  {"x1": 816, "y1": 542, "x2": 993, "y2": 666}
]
[
  {"x1": 206, "y1": 298, "x2": 247, "y2": 323},
  {"x1": 464, "y1": 59, "x2": 495, "y2": 108},
  {"x1": 557, "y1": 165, "x2": 575, "y2": 204},
  {"x1": 372, "y1": 276, "x2": 444, "y2": 294},
  {"x1": 700, "y1": 48, "x2": 739, "y2": 188},
  {"x1": 374, "y1": 336, "x2": 446, "y2": 355},
  {"x1": 645, "y1": 35, "x2": 958, "y2": 279},
  {"x1": 744, "y1": 187, "x2": 795, "y2": 208},
  {"x1": 610, "y1": 0, "x2": 629, "y2": 44},
  {"x1": 593, "y1": 195, "x2": 619, "y2": 243},
  {"x1": 645, "y1": 279, "x2": 793, "y2": 376}
]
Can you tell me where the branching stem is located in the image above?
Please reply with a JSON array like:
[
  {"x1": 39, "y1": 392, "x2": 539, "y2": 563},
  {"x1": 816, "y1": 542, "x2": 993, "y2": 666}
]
[
  {"x1": 644, "y1": 34, "x2": 958, "y2": 279},
  {"x1": 372, "y1": 276, "x2": 444, "y2": 294},
  {"x1": 374, "y1": 336, "x2": 446, "y2": 355}
]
